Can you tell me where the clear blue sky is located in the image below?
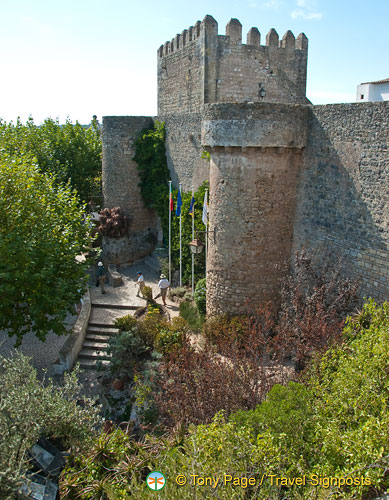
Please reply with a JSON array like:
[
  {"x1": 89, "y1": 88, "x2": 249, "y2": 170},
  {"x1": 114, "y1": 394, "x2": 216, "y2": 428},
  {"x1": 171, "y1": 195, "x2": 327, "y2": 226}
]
[{"x1": 1, "y1": 0, "x2": 388, "y2": 124}]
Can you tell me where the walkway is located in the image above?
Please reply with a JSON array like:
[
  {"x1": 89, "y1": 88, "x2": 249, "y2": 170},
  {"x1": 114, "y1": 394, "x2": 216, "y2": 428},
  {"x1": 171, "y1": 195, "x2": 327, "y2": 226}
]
[
  {"x1": 77, "y1": 258, "x2": 180, "y2": 370},
  {"x1": 0, "y1": 256, "x2": 180, "y2": 380}
]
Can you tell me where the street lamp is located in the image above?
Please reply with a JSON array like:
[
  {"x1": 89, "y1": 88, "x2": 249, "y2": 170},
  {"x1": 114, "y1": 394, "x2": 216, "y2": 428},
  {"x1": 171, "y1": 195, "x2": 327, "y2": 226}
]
[
  {"x1": 258, "y1": 83, "x2": 266, "y2": 99},
  {"x1": 189, "y1": 238, "x2": 204, "y2": 254}
]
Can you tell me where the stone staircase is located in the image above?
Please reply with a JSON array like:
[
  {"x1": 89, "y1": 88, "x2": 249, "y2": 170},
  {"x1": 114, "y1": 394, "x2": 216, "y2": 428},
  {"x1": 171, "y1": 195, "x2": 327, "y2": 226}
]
[
  {"x1": 78, "y1": 303, "x2": 138, "y2": 370},
  {"x1": 78, "y1": 322, "x2": 118, "y2": 370}
]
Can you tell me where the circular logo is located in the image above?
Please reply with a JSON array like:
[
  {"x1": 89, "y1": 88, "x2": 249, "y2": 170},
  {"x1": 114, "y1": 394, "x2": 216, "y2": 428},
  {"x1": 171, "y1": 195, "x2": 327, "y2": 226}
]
[{"x1": 146, "y1": 471, "x2": 166, "y2": 491}]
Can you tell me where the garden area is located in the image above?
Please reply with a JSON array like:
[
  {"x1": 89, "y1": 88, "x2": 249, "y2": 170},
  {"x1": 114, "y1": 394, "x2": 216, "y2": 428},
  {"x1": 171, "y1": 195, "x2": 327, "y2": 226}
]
[{"x1": 0, "y1": 118, "x2": 387, "y2": 499}]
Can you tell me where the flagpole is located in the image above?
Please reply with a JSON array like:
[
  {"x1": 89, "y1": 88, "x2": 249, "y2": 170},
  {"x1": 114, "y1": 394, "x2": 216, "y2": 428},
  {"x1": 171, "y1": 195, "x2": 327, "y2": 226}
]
[
  {"x1": 168, "y1": 180, "x2": 172, "y2": 284},
  {"x1": 179, "y1": 183, "x2": 182, "y2": 287},
  {"x1": 205, "y1": 189, "x2": 208, "y2": 278},
  {"x1": 191, "y1": 186, "x2": 195, "y2": 296}
]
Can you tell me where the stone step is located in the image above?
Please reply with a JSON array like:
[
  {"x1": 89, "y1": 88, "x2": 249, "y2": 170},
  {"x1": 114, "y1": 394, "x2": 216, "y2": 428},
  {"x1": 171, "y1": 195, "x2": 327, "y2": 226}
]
[
  {"x1": 86, "y1": 325, "x2": 119, "y2": 335},
  {"x1": 78, "y1": 349, "x2": 112, "y2": 361},
  {"x1": 88, "y1": 322, "x2": 118, "y2": 329},
  {"x1": 79, "y1": 358, "x2": 110, "y2": 370},
  {"x1": 91, "y1": 302, "x2": 138, "y2": 310},
  {"x1": 85, "y1": 333, "x2": 112, "y2": 343},
  {"x1": 83, "y1": 341, "x2": 109, "y2": 350},
  {"x1": 89, "y1": 308, "x2": 133, "y2": 325}
]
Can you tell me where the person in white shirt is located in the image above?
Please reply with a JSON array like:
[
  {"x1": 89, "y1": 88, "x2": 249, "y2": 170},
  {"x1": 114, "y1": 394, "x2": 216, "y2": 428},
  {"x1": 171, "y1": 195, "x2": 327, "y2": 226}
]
[
  {"x1": 135, "y1": 271, "x2": 145, "y2": 297},
  {"x1": 157, "y1": 274, "x2": 170, "y2": 306}
]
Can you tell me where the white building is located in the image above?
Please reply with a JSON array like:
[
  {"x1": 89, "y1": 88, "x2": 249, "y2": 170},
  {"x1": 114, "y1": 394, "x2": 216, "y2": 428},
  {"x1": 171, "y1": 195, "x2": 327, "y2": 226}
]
[{"x1": 356, "y1": 78, "x2": 389, "y2": 102}]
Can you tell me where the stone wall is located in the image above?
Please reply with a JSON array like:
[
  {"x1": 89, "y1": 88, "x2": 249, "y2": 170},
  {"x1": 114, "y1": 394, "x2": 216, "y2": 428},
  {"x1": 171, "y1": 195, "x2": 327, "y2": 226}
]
[
  {"x1": 157, "y1": 21, "x2": 203, "y2": 115},
  {"x1": 157, "y1": 15, "x2": 308, "y2": 189},
  {"x1": 102, "y1": 116, "x2": 158, "y2": 264},
  {"x1": 203, "y1": 102, "x2": 308, "y2": 314},
  {"x1": 161, "y1": 113, "x2": 209, "y2": 191},
  {"x1": 214, "y1": 24, "x2": 308, "y2": 105},
  {"x1": 293, "y1": 101, "x2": 389, "y2": 302}
]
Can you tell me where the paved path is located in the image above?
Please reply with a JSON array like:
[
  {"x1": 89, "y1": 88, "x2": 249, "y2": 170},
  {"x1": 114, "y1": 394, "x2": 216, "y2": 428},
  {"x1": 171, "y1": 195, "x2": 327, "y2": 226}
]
[
  {"x1": 0, "y1": 257, "x2": 180, "y2": 380},
  {"x1": 0, "y1": 313, "x2": 77, "y2": 379},
  {"x1": 90, "y1": 259, "x2": 180, "y2": 319}
]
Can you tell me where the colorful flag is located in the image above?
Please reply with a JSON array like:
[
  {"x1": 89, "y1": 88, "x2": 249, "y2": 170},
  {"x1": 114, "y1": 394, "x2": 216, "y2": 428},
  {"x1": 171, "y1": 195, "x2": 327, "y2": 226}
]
[
  {"x1": 189, "y1": 194, "x2": 195, "y2": 217},
  {"x1": 202, "y1": 190, "x2": 208, "y2": 226},
  {"x1": 176, "y1": 187, "x2": 182, "y2": 216},
  {"x1": 169, "y1": 191, "x2": 174, "y2": 212}
]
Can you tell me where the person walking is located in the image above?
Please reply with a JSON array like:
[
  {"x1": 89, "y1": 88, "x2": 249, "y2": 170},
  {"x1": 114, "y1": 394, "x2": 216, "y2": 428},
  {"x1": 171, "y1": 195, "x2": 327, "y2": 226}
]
[
  {"x1": 96, "y1": 261, "x2": 106, "y2": 294},
  {"x1": 136, "y1": 271, "x2": 145, "y2": 297},
  {"x1": 158, "y1": 274, "x2": 170, "y2": 306}
]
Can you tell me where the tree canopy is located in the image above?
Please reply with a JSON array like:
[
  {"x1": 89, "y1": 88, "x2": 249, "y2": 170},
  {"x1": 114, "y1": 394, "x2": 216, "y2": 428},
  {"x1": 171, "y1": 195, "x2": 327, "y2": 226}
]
[
  {"x1": 0, "y1": 116, "x2": 102, "y2": 203},
  {"x1": 0, "y1": 153, "x2": 93, "y2": 345}
]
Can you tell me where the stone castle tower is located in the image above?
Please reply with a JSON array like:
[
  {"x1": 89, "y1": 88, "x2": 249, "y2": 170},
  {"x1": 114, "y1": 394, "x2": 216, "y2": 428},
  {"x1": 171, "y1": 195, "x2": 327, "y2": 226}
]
[
  {"x1": 102, "y1": 15, "x2": 389, "y2": 312},
  {"x1": 158, "y1": 15, "x2": 310, "y2": 313}
]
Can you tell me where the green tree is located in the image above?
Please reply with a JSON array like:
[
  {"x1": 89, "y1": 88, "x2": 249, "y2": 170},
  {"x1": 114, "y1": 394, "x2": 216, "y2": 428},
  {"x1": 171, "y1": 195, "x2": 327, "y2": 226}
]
[
  {"x1": 0, "y1": 116, "x2": 102, "y2": 203},
  {"x1": 0, "y1": 153, "x2": 93, "y2": 345}
]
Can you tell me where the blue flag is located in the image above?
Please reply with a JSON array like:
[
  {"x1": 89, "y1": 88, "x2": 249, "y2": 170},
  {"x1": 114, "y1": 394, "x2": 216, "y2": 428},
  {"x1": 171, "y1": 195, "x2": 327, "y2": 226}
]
[
  {"x1": 176, "y1": 188, "x2": 182, "y2": 216},
  {"x1": 189, "y1": 194, "x2": 195, "y2": 217}
]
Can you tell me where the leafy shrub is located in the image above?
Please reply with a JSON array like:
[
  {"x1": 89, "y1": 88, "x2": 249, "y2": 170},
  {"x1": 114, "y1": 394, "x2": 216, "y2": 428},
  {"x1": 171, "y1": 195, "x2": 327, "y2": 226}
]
[
  {"x1": 155, "y1": 317, "x2": 189, "y2": 355},
  {"x1": 107, "y1": 331, "x2": 151, "y2": 377},
  {"x1": 59, "y1": 301, "x2": 389, "y2": 500},
  {"x1": 168, "y1": 287, "x2": 187, "y2": 301},
  {"x1": 202, "y1": 313, "x2": 252, "y2": 349},
  {"x1": 0, "y1": 352, "x2": 100, "y2": 499},
  {"x1": 113, "y1": 314, "x2": 137, "y2": 332},
  {"x1": 98, "y1": 206, "x2": 130, "y2": 238},
  {"x1": 155, "y1": 330, "x2": 284, "y2": 427},
  {"x1": 273, "y1": 250, "x2": 360, "y2": 370},
  {"x1": 136, "y1": 315, "x2": 164, "y2": 347},
  {"x1": 133, "y1": 356, "x2": 162, "y2": 429},
  {"x1": 179, "y1": 300, "x2": 204, "y2": 332},
  {"x1": 60, "y1": 428, "x2": 165, "y2": 499},
  {"x1": 194, "y1": 278, "x2": 206, "y2": 315},
  {"x1": 147, "y1": 303, "x2": 162, "y2": 317},
  {"x1": 142, "y1": 285, "x2": 153, "y2": 302}
]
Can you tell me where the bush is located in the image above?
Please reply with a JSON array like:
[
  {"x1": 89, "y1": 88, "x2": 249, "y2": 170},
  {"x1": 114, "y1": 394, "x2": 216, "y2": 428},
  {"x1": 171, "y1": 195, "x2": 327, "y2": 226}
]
[
  {"x1": 0, "y1": 352, "x2": 101, "y2": 499},
  {"x1": 59, "y1": 301, "x2": 389, "y2": 500},
  {"x1": 273, "y1": 250, "x2": 360, "y2": 370},
  {"x1": 179, "y1": 300, "x2": 204, "y2": 332},
  {"x1": 155, "y1": 329, "x2": 284, "y2": 427},
  {"x1": 107, "y1": 331, "x2": 151, "y2": 377},
  {"x1": 202, "y1": 313, "x2": 252, "y2": 350},
  {"x1": 60, "y1": 428, "x2": 165, "y2": 499},
  {"x1": 194, "y1": 278, "x2": 206, "y2": 315},
  {"x1": 98, "y1": 206, "x2": 130, "y2": 238},
  {"x1": 155, "y1": 317, "x2": 189, "y2": 355},
  {"x1": 142, "y1": 285, "x2": 153, "y2": 302},
  {"x1": 113, "y1": 314, "x2": 137, "y2": 332},
  {"x1": 136, "y1": 315, "x2": 165, "y2": 347}
]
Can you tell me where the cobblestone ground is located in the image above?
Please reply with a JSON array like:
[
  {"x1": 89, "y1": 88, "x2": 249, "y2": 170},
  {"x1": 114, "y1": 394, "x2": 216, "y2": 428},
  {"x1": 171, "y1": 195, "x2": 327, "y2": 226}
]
[
  {"x1": 0, "y1": 312, "x2": 77, "y2": 379},
  {"x1": 0, "y1": 257, "x2": 181, "y2": 394}
]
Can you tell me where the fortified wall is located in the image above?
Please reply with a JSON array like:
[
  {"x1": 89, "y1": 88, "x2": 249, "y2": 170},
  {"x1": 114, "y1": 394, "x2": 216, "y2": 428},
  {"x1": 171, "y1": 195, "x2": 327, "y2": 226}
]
[
  {"x1": 102, "y1": 15, "x2": 388, "y2": 312},
  {"x1": 158, "y1": 15, "x2": 309, "y2": 190},
  {"x1": 294, "y1": 102, "x2": 389, "y2": 301},
  {"x1": 102, "y1": 116, "x2": 158, "y2": 263}
]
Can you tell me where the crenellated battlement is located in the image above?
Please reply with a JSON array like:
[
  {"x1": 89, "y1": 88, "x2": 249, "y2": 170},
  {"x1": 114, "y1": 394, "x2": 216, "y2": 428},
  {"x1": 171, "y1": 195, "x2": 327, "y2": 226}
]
[
  {"x1": 158, "y1": 15, "x2": 308, "y2": 58},
  {"x1": 158, "y1": 14, "x2": 309, "y2": 117}
]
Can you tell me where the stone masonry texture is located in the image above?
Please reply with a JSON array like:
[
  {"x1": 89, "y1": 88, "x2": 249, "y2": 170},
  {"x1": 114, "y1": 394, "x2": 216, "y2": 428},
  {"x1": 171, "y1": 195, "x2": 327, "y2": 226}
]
[
  {"x1": 102, "y1": 15, "x2": 388, "y2": 312},
  {"x1": 102, "y1": 116, "x2": 158, "y2": 264},
  {"x1": 293, "y1": 102, "x2": 389, "y2": 303}
]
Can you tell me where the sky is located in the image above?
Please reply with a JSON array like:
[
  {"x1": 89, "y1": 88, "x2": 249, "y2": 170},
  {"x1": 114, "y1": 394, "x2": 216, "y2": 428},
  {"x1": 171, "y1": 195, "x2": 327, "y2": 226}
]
[{"x1": 1, "y1": 0, "x2": 388, "y2": 125}]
